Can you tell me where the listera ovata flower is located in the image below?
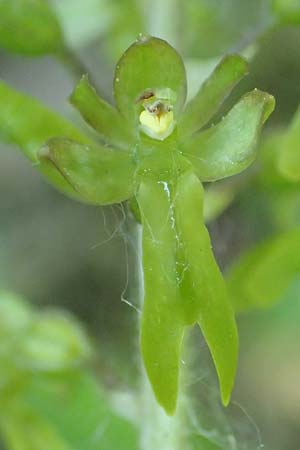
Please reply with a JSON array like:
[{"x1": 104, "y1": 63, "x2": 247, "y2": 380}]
[{"x1": 0, "y1": 35, "x2": 275, "y2": 415}]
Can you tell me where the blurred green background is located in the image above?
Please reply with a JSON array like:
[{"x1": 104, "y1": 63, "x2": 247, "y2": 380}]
[{"x1": 0, "y1": 0, "x2": 300, "y2": 449}]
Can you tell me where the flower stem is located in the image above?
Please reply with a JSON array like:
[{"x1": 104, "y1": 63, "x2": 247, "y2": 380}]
[{"x1": 58, "y1": 47, "x2": 104, "y2": 96}]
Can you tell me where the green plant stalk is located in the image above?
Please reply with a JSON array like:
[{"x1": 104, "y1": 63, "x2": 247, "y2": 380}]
[
  {"x1": 140, "y1": 369, "x2": 185, "y2": 450},
  {"x1": 58, "y1": 47, "x2": 105, "y2": 98}
]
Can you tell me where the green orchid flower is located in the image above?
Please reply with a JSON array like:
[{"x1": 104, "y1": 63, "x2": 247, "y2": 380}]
[{"x1": 0, "y1": 36, "x2": 275, "y2": 415}]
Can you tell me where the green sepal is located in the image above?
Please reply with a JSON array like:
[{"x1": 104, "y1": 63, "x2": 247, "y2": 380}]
[
  {"x1": 174, "y1": 171, "x2": 238, "y2": 406},
  {"x1": 114, "y1": 36, "x2": 187, "y2": 126},
  {"x1": 178, "y1": 54, "x2": 249, "y2": 138},
  {"x1": 136, "y1": 175, "x2": 185, "y2": 415},
  {"x1": 0, "y1": 0, "x2": 64, "y2": 56},
  {"x1": 0, "y1": 80, "x2": 89, "y2": 199},
  {"x1": 182, "y1": 89, "x2": 275, "y2": 181},
  {"x1": 70, "y1": 75, "x2": 134, "y2": 150},
  {"x1": 39, "y1": 138, "x2": 136, "y2": 205}
]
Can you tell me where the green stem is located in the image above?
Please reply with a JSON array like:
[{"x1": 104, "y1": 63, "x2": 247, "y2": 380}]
[
  {"x1": 57, "y1": 47, "x2": 104, "y2": 96},
  {"x1": 142, "y1": 0, "x2": 180, "y2": 49},
  {"x1": 140, "y1": 371, "x2": 184, "y2": 450}
]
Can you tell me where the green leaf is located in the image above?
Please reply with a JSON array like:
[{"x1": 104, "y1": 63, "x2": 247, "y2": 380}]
[
  {"x1": 23, "y1": 371, "x2": 139, "y2": 450},
  {"x1": 51, "y1": 0, "x2": 110, "y2": 49},
  {"x1": 174, "y1": 171, "x2": 238, "y2": 406},
  {"x1": 190, "y1": 434, "x2": 225, "y2": 450},
  {"x1": 136, "y1": 176, "x2": 185, "y2": 415},
  {"x1": 39, "y1": 138, "x2": 136, "y2": 205},
  {"x1": 0, "y1": 294, "x2": 138, "y2": 450},
  {"x1": 182, "y1": 89, "x2": 275, "y2": 182},
  {"x1": 180, "y1": 0, "x2": 270, "y2": 59},
  {"x1": 178, "y1": 54, "x2": 249, "y2": 138},
  {"x1": 203, "y1": 184, "x2": 235, "y2": 223},
  {"x1": 0, "y1": 292, "x2": 92, "y2": 385},
  {"x1": 1, "y1": 405, "x2": 72, "y2": 450},
  {"x1": 1, "y1": 372, "x2": 138, "y2": 450},
  {"x1": 227, "y1": 230, "x2": 300, "y2": 313},
  {"x1": 114, "y1": 36, "x2": 187, "y2": 126},
  {"x1": 277, "y1": 108, "x2": 300, "y2": 182},
  {"x1": 0, "y1": 292, "x2": 33, "y2": 386},
  {"x1": 0, "y1": 0, "x2": 64, "y2": 56},
  {"x1": 19, "y1": 312, "x2": 91, "y2": 371},
  {"x1": 272, "y1": 0, "x2": 300, "y2": 24},
  {"x1": 102, "y1": 0, "x2": 145, "y2": 59},
  {"x1": 0, "y1": 80, "x2": 89, "y2": 198},
  {"x1": 0, "y1": 291, "x2": 32, "y2": 336},
  {"x1": 70, "y1": 75, "x2": 134, "y2": 150},
  {"x1": 257, "y1": 132, "x2": 290, "y2": 190}
]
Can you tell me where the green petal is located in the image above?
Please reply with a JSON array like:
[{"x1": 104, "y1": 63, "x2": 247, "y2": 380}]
[
  {"x1": 39, "y1": 138, "x2": 135, "y2": 205},
  {"x1": 114, "y1": 36, "x2": 187, "y2": 126},
  {"x1": 178, "y1": 54, "x2": 249, "y2": 138},
  {"x1": 70, "y1": 75, "x2": 134, "y2": 150},
  {"x1": 136, "y1": 177, "x2": 185, "y2": 415},
  {"x1": 277, "y1": 108, "x2": 300, "y2": 182},
  {"x1": 0, "y1": 0, "x2": 63, "y2": 56},
  {"x1": 182, "y1": 89, "x2": 275, "y2": 181},
  {"x1": 0, "y1": 79, "x2": 89, "y2": 198},
  {"x1": 175, "y1": 171, "x2": 238, "y2": 406}
]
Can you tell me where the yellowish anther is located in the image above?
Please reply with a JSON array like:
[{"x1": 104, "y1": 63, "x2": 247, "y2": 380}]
[{"x1": 139, "y1": 110, "x2": 175, "y2": 141}]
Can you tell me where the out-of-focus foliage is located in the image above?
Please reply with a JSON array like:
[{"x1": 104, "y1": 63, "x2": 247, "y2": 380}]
[
  {"x1": 277, "y1": 109, "x2": 300, "y2": 182},
  {"x1": 51, "y1": 0, "x2": 112, "y2": 49},
  {"x1": 227, "y1": 230, "x2": 300, "y2": 312},
  {"x1": 272, "y1": 0, "x2": 300, "y2": 24},
  {"x1": 203, "y1": 184, "x2": 235, "y2": 224},
  {"x1": 0, "y1": 292, "x2": 138, "y2": 450},
  {"x1": 0, "y1": 0, "x2": 64, "y2": 55},
  {"x1": 226, "y1": 100, "x2": 300, "y2": 315},
  {"x1": 180, "y1": 0, "x2": 271, "y2": 58}
]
